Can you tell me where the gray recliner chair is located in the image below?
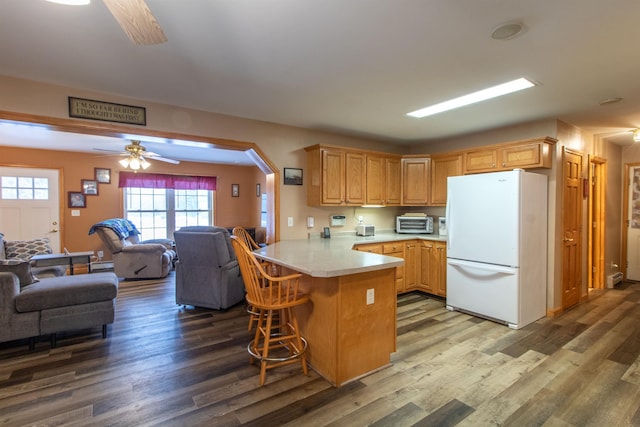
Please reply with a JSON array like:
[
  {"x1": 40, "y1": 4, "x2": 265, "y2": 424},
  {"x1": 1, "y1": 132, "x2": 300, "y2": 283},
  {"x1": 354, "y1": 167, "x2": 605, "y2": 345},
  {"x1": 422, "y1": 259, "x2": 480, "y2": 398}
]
[
  {"x1": 173, "y1": 226, "x2": 245, "y2": 310},
  {"x1": 90, "y1": 219, "x2": 175, "y2": 280}
]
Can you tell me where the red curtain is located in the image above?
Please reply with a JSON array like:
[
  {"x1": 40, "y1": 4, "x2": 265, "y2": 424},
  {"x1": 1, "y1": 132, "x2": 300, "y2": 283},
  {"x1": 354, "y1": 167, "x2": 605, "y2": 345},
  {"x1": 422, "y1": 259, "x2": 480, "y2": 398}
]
[{"x1": 119, "y1": 172, "x2": 217, "y2": 190}]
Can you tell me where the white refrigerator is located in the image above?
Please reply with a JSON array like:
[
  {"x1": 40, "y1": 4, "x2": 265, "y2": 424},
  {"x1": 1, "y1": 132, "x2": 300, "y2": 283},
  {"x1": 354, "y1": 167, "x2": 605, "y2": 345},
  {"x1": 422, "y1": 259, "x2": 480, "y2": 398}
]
[{"x1": 445, "y1": 169, "x2": 547, "y2": 329}]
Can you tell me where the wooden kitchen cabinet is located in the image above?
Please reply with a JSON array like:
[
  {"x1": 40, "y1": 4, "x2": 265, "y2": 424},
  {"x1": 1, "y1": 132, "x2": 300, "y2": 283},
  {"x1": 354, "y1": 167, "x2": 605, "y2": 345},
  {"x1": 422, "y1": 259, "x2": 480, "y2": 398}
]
[
  {"x1": 306, "y1": 146, "x2": 365, "y2": 206},
  {"x1": 418, "y1": 240, "x2": 436, "y2": 293},
  {"x1": 435, "y1": 241, "x2": 447, "y2": 296},
  {"x1": 385, "y1": 157, "x2": 402, "y2": 205},
  {"x1": 383, "y1": 242, "x2": 405, "y2": 293},
  {"x1": 404, "y1": 240, "x2": 418, "y2": 290},
  {"x1": 353, "y1": 243, "x2": 383, "y2": 254},
  {"x1": 463, "y1": 137, "x2": 557, "y2": 174},
  {"x1": 418, "y1": 239, "x2": 447, "y2": 296},
  {"x1": 430, "y1": 153, "x2": 462, "y2": 206},
  {"x1": 402, "y1": 157, "x2": 430, "y2": 205},
  {"x1": 366, "y1": 155, "x2": 401, "y2": 206}
]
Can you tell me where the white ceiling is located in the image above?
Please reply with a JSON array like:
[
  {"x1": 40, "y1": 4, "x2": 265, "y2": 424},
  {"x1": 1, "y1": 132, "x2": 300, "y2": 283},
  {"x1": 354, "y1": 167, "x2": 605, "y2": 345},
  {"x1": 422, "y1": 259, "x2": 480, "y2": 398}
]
[{"x1": 1, "y1": 0, "x2": 640, "y2": 162}]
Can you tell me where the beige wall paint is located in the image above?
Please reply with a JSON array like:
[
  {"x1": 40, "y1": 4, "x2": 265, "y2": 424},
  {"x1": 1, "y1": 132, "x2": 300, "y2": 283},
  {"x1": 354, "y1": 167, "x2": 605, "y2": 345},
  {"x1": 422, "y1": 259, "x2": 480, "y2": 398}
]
[{"x1": 0, "y1": 74, "x2": 626, "y2": 315}]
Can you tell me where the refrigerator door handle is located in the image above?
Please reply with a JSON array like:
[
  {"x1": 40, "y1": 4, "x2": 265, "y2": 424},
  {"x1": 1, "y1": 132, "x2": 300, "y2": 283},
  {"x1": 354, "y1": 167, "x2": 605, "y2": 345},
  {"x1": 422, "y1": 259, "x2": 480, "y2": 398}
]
[{"x1": 447, "y1": 258, "x2": 517, "y2": 275}]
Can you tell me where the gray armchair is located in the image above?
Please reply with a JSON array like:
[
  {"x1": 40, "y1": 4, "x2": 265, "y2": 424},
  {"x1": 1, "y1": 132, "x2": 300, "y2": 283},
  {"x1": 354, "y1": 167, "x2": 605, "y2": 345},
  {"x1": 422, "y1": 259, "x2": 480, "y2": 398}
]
[
  {"x1": 90, "y1": 219, "x2": 175, "y2": 280},
  {"x1": 173, "y1": 226, "x2": 245, "y2": 310}
]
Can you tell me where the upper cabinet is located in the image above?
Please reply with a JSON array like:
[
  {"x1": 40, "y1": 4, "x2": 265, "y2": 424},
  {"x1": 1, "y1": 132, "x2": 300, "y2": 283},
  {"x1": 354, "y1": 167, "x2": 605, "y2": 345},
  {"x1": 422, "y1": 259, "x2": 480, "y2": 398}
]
[
  {"x1": 304, "y1": 145, "x2": 366, "y2": 206},
  {"x1": 463, "y1": 137, "x2": 557, "y2": 174},
  {"x1": 306, "y1": 136, "x2": 556, "y2": 207},
  {"x1": 366, "y1": 155, "x2": 402, "y2": 206},
  {"x1": 430, "y1": 153, "x2": 462, "y2": 206},
  {"x1": 402, "y1": 157, "x2": 431, "y2": 205}
]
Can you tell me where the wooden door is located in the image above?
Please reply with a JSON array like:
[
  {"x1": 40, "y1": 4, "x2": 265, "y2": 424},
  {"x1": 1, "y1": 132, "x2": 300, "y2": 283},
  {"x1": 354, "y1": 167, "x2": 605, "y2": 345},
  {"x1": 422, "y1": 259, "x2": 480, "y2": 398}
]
[
  {"x1": 562, "y1": 149, "x2": 582, "y2": 309},
  {"x1": 0, "y1": 167, "x2": 61, "y2": 251},
  {"x1": 344, "y1": 152, "x2": 365, "y2": 205},
  {"x1": 587, "y1": 157, "x2": 606, "y2": 289}
]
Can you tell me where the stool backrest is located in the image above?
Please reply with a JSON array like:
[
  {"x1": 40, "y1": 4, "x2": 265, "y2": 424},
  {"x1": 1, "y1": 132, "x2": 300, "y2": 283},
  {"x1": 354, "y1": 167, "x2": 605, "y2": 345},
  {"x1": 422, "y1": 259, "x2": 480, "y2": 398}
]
[
  {"x1": 231, "y1": 236, "x2": 303, "y2": 309},
  {"x1": 232, "y1": 226, "x2": 261, "y2": 250}
]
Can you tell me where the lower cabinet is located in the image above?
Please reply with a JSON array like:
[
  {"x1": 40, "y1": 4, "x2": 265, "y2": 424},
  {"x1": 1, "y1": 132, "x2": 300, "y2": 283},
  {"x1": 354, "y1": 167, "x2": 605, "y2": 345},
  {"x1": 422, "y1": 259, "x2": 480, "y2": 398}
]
[{"x1": 354, "y1": 239, "x2": 446, "y2": 297}]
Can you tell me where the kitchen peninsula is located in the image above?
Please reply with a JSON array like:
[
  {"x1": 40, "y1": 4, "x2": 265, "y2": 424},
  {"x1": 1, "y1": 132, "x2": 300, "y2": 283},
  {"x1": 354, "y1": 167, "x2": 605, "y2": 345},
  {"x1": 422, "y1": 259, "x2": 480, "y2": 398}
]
[{"x1": 254, "y1": 235, "x2": 404, "y2": 386}]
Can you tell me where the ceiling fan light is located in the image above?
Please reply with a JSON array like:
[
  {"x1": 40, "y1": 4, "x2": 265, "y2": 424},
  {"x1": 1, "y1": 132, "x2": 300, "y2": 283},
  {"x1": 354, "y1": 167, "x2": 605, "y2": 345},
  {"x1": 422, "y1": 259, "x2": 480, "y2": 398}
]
[
  {"x1": 140, "y1": 157, "x2": 151, "y2": 169},
  {"x1": 634, "y1": 129, "x2": 640, "y2": 142},
  {"x1": 119, "y1": 158, "x2": 130, "y2": 168},
  {"x1": 129, "y1": 157, "x2": 141, "y2": 170}
]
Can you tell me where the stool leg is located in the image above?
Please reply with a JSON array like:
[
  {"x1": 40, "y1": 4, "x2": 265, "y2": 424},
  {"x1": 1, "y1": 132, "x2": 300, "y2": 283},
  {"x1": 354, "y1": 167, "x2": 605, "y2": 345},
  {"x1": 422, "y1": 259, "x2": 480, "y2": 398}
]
[
  {"x1": 259, "y1": 309, "x2": 274, "y2": 386},
  {"x1": 289, "y1": 307, "x2": 308, "y2": 375}
]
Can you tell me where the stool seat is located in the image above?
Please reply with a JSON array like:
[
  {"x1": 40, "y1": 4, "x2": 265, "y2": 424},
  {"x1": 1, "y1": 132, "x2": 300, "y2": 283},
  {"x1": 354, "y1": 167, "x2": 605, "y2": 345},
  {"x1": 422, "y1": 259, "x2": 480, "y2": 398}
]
[{"x1": 231, "y1": 236, "x2": 309, "y2": 386}]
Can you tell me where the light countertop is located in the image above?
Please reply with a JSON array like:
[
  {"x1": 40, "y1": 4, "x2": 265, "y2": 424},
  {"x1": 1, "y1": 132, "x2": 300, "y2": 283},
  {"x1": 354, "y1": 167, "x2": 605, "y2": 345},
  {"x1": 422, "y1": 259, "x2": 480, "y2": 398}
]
[{"x1": 253, "y1": 232, "x2": 446, "y2": 278}]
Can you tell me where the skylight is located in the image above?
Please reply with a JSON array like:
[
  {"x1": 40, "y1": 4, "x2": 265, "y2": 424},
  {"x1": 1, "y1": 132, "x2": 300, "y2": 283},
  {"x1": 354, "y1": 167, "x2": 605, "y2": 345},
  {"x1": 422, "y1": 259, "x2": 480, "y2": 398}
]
[{"x1": 407, "y1": 77, "x2": 536, "y2": 118}]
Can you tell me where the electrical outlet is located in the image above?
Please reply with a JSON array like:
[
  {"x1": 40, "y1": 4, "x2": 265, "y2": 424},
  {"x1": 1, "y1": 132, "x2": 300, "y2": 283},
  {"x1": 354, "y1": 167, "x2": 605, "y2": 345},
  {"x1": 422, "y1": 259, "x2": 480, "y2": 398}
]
[
  {"x1": 97, "y1": 250, "x2": 104, "y2": 259},
  {"x1": 307, "y1": 216, "x2": 314, "y2": 228},
  {"x1": 358, "y1": 215, "x2": 364, "y2": 223},
  {"x1": 288, "y1": 217, "x2": 294, "y2": 227},
  {"x1": 366, "y1": 288, "x2": 374, "y2": 305}
]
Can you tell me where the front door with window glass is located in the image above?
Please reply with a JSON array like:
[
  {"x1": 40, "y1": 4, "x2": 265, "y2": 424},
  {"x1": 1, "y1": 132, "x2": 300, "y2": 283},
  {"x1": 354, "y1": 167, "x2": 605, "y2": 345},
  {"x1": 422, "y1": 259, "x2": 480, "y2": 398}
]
[{"x1": 0, "y1": 167, "x2": 61, "y2": 250}]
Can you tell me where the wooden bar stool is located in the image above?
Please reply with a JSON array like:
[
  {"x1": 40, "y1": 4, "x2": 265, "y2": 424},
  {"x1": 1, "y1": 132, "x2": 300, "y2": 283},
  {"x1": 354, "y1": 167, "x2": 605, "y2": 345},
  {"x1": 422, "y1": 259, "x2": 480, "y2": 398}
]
[
  {"x1": 232, "y1": 226, "x2": 279, "y2": 332},
  {"x1": 231, "y1": 236, "x2": 309, "y2": 386}
]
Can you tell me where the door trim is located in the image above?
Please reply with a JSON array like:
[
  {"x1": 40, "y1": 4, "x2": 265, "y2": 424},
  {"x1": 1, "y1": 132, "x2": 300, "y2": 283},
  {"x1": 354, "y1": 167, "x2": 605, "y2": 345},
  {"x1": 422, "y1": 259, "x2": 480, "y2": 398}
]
[
  {"x1": 621, "y1": 162, "x2": 640, "y2": 280},
  {"x1": 587, "y1": 156, "x2": 606, "y2": 289}
]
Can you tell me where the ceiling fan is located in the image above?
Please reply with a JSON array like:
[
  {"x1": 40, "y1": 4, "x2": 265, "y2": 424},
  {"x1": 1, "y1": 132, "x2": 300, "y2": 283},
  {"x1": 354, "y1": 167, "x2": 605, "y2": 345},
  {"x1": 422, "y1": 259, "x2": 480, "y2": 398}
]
[
  {"x1": 95, "y1": 140, "x2": 180, "y2": 170},
  {"x1": 102, "y1": 0, "x2": 167, "y2": 45}
]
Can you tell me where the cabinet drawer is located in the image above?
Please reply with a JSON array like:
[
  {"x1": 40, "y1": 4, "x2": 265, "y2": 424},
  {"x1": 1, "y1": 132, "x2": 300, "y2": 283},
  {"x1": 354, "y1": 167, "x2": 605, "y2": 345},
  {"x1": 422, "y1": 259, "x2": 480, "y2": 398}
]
[
  {"x1": 354, "y1": 244, "x2": 383, "y2": 254},
  {"x1": 383, "y1": 243, "x2": 404, "y2": 254}
]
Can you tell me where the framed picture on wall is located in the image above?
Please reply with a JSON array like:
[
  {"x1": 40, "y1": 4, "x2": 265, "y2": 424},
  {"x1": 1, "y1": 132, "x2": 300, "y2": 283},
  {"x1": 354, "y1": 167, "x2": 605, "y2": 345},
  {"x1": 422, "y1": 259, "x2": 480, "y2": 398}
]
[
  {"x1": 68, "y1": 192, "x2": 86, "y2": 208},
  {"x1": 232, "y1": 184, "x2": 239, "y2": 197},
  {"x1": 95, "y1": 167, "x2": 111, "y2": 184},
  {"x1": 284, "y1": 168, "x2": 303, "y2": 185},
  {"x1": 82, "y1": 179, "x2": 99, "y2": 195}
]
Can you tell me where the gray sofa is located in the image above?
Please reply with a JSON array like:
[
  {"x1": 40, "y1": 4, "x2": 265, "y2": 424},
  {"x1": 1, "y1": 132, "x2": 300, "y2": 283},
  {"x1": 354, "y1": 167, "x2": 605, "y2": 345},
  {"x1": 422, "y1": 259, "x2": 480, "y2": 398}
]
[
  {"x1": 0, "y1": 271, "x2": 118, "y2": 349},
  {"x1": 174, "y1": 226, "x2": 246, "y2": 310}
]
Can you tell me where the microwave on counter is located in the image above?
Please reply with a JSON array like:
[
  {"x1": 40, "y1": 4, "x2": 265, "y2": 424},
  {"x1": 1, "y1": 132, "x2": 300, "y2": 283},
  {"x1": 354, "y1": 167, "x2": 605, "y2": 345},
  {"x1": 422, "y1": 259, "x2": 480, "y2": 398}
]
[{"x1": 396, "y1": 216, "x2": 433, "y2": 234}]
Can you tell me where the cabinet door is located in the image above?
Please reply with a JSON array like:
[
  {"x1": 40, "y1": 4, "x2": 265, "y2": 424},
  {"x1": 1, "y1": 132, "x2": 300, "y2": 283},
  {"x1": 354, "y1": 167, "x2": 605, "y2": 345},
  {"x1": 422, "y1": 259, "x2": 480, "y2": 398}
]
[
  {"x1": 366, "y1": 156, "x2": 386, "y2": 205},
  {"x1": 345, "y1": 152, "x2": 366, "y2": 205},
  {"x1": 464, "y1": 149, "x2": 498, "y2": 174},
  {"x1": 404, "y1": 241, "x2": 417, "y2": 290},
  {"x1": 384, "y1": 242, "x2": 405, "y2": 293},
  {"x1": 500, "y1": 143, "x2": 541, "y2": 168},
  {"x1": 322, "y1": 149, "x2": 345, "y2": 205},
  {"x1": 435, "y1": 242, "x2": 447, "y2": 296},
  {"x1": 430, "y1": 154, "x2": 462, "y2": 206},
  {"x1": 402, "y1": 158, "x2": 430, "y2": 205},
  {"x1": 385, "y1": 157, "x2": 402, "y2": 205},
  {"x1": 418, "y1": 240, "x2": 436, "y2": 293}
]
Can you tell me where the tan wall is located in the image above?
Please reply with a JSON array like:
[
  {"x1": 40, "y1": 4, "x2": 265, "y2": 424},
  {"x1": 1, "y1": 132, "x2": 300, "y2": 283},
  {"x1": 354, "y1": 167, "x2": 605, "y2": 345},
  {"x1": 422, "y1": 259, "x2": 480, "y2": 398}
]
[
  {"x1": 0, "y1": 74, "x2": 627, "y2": 315},
  {"x1": 0, "y1": 145, "x2": 263, "y2": 258}
]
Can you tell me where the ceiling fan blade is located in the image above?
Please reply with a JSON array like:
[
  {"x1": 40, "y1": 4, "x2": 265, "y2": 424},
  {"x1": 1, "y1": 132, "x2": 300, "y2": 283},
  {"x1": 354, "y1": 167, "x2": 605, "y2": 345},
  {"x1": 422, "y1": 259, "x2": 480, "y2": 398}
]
[
  {"x1": 152, "y1": 156, "x2": 180, "y2": 165},
  {"x1": 103, "y1": 0, "x2": 167, "y2": 45}
]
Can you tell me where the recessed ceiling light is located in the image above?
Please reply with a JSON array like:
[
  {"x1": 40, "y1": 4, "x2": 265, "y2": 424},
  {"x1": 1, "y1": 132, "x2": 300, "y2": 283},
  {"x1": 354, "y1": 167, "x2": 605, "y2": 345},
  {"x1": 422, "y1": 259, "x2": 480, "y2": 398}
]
[
  {"x1": 491, "y1": 22, "x2": 525, "y2": 40},
  {"x1": 45, "y1": 0, "x2": 90, "y2": 5},
  {"x1": 406, "y1": 77, "x2": 536, "y2": 119}
]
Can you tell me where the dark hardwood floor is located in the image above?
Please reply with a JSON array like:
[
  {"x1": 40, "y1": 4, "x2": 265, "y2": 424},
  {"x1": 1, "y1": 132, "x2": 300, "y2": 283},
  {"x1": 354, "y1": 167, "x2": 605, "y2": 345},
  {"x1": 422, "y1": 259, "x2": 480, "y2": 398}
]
[{"x1": 2, "y1": 273, "x2": 640, "y2": 426}]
